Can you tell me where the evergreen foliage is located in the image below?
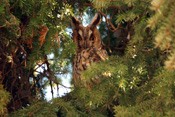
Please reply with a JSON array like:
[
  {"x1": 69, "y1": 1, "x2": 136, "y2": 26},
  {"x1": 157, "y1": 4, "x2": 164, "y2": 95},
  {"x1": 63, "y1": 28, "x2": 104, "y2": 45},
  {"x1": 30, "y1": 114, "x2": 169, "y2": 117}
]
[
  {"x1": 0, "y1": 0, "x2": 75, "y2": 114},
  {"x1": 0, "y1": 84, "x2": 10, "y2": 115},
  {"x1": 0, "y1": 0, "x2": 175, "y2": 116}
]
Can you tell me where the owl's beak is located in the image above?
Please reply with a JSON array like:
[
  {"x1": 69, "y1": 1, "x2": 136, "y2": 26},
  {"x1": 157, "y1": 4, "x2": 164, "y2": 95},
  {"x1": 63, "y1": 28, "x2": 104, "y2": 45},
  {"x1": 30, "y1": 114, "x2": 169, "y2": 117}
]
[{"x1": 84, "y1": 42, "x2": 87, "y2": 49}]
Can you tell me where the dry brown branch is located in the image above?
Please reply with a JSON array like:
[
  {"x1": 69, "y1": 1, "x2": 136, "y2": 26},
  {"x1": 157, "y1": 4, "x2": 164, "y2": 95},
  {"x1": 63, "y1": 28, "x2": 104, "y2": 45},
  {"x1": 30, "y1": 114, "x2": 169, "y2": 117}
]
[
  {"x1": 10, "y1": 0, "x2": 19, "y2": 10},
  {"x1": 84, "y1": 3, "x2": 119, "y2": 32}
]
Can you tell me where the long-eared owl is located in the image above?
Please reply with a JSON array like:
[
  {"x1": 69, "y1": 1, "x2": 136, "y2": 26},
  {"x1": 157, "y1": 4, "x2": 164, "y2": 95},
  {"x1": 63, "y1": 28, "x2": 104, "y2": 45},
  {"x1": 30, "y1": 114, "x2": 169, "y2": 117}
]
[{"x1": 72, "y1": 13, "x2": 108, "y2": 87}]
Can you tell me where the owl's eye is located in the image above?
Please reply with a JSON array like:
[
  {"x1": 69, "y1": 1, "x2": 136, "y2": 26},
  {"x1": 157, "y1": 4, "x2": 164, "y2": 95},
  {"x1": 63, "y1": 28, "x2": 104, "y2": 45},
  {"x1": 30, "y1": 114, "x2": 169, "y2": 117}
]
[
  {"x1": 77, "y1": 34, "x2": 82, "y2": 40},
  {"x1": 91, "y1": 37, "x2": 95, "y2": 40},
  {"x1": 90, "y1": 35, "x2": 95, "y2": 41}
]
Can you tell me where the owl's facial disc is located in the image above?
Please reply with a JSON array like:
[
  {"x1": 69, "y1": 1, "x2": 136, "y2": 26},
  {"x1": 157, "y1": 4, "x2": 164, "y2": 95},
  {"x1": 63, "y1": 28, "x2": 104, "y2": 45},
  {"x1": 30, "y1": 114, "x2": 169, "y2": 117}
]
[
  {"x1": 72, "y1": 13, "x2": 102, "y2": 49},
  {"x1": 77, "y1": 27, "x2": 95, "y2": 49},
  {"x1": 78, "y1": 27, "x2": 93, "y2": 40}
]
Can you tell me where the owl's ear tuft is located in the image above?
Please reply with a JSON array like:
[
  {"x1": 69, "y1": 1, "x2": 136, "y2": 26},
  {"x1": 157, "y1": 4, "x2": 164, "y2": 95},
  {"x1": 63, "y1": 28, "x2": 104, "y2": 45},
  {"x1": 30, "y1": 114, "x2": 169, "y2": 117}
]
[
  {"x1": 72, "y1": 16, "x2": 80, "y2": 27},
  {"x1": 91, "y1": 13, "x2": 101, "y2": 27}
]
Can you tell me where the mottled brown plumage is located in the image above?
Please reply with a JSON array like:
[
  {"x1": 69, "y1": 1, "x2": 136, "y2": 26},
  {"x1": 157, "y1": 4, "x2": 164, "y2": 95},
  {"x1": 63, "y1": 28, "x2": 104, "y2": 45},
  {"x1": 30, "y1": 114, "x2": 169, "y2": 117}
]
[{"x1": 72, "y1": 13, "x2": 108, "y2": 87}]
